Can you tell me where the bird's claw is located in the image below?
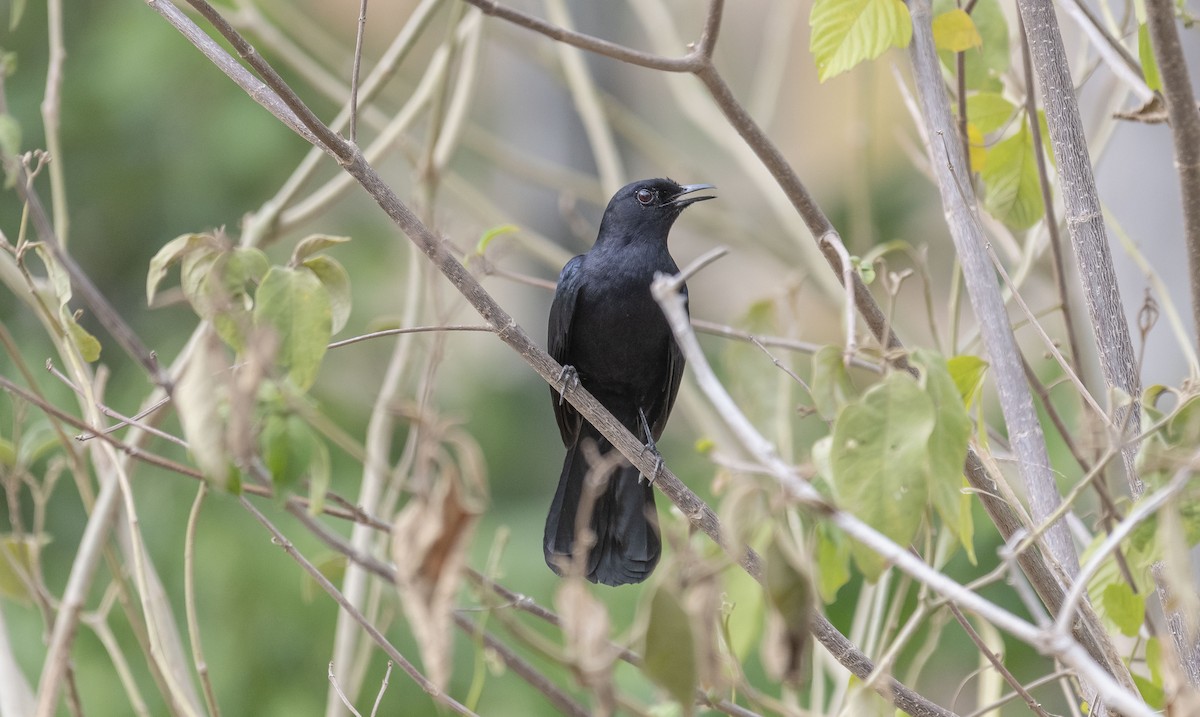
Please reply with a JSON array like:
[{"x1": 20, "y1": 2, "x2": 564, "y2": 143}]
[
  {"x1": 557, "y1": 365, "x2": 579, "y2": 406},
  {"x1": 636, "y1": 407, "x2": 663, "y2": 484},
  {"x1": 639, "y1": 445, "x2": 664, "y2": 485}
]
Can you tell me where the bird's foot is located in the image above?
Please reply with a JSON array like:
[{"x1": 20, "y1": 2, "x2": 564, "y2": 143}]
[
  {"x1": 636, "y1": 407, "x2": 663, "y2": 484},
  {"x1": 557, "y1": 365, "x2": 579, "y2": 406},
  {"x1": 639, "y1": 445, "x2": 664, "y2": 485}
]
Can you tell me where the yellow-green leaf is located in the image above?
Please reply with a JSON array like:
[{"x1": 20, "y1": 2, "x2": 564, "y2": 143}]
[
  {"x1": 948, "y1": 354, "x2": 988, "y2": 409},
  {"x1": 980, "y1": 121, "x2": 1044, "y2": 231},
  {"x1": 722, "y1": 562, "x2": 766, "y2": 662},
  {"x1": 913, "y1": 350, "x2": 973, "y2": 557},
  {"x1": 63, "y1": 311, "x2": 101, "y2": 363},
  {"x1": 934, "y1": 0, "x2": 1009, "y2": 90},
  {"x1": 932, "y1": 9, "x2": 981, "y2": 52},
  {"x1": 967, "y1": 122, "x2": 987, "y2": 171},
  {"x1": 816, "y1": 524, "x2": 851, "y2": 603},
  {"x1": 966, "y1": 92, "x2": 1016, "y2": 135},
  {"x1": 1101, "y1": 581, "x2": 1145, "y2": 637},
  {"x1": 472, "y1": 224, "x2": 518, "y2": 257},
  {"x1": 810, "y1": 0, "x2": 913, "y2": 82}
]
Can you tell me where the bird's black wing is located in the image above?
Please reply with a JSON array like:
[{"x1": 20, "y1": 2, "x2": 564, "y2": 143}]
[
  {"x1": 651, "y1": 285, "x2": 688, "y2": 441},
  {"x1": 548, "y1": 254, "x2": 585, "y2": 444}
]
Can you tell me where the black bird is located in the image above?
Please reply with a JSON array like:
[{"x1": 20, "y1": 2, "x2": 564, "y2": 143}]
[{"x1": 545, "y1": 178, "x2": 715, "y2": 586}]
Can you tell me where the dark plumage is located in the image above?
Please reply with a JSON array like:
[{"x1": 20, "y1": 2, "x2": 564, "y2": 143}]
[{"x1": 545, "y1": 178, "x2": 714, "y2": 586}]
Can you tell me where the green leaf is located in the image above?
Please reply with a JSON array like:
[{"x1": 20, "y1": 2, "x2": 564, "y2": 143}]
[
  {"x1": 253, "y1": 266, "x2": 332, "y2": 391},
  {"x1": 211, "y1": 248, "x2": 268, "y2": 350},
  {"x1": 147, "y1": 233, "x2": 219, "y2": 306},
  {"x1": 809, "y1": 0, "x2": 913, "y2": 82},
  {"x1": 1101, "y1": 581, "x2": 1145, "y2": 637},
  {"x1": 261, "y1": 413, "x2": 316, "y2": 497},
  {"x1": 1138, "y1": 23, "x2": 1162, "y2": 92},
  {"x1": 226, "y1": 247, "x2": 270, "y2": 289},
  {"x1": 935, "y1": 0, "x2": 1009, "y2": 91},
  {"x1": 831, "y1": 372, "x2": 934, "y2": 580},
  {"x1": 302, "y1": 255, "x2": 352, "y2": 335},
  {"x1": 63, "y1": 311, "x2": 101, "y2": 363},
  {"x1": 179, "y1": 245, "x2": 223, "y2": 316},
  {"x1": 290, "y1": 234, "x2": 350, "y2": 267},
  {"x1": 811, "y1": 345, "x2": 856, "y2": 421},
  {"x1": 643, "y1": 584, "x2": 696, "y2": 712},
  {"x1": 913, "y1": 350, "x2": 973, "y2": 557},
  {"x1": 722, "y1": 562, "x2": 766, "y2": 662},
  {"x1": 1132, "y1": 673, "x2": 1165, "y2": 710},
  {"x1": 1146, "y1": 636, "x2": 1162, "y2": 684},
  {"x1": 816, "y1": 523, "x2": 851, "y2": 603},
  {"x1": 965, "y1": 92, "x2": 1016, "y2": 135},
  {"x1": 980, "y1": 121, "x2": 1045, "y2": 231},
  {"x1": 932, "y1": 9, "x2": 981, "y2": 52}
]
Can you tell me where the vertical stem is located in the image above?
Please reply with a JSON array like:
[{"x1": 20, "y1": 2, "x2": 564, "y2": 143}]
[
  {"x1": 1014, "y1": 0, "x2": 1141, "y2": 491},
  {"x1": 1144, "y1": 0, "x2": 1200, "y2": 351},
  {"x1": 907, "y1": 0, "x2": 1078, "y2": 575}
]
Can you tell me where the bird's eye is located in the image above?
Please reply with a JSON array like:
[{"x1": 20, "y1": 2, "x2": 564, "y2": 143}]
[{"x1": 635, "y1": 188, "x2": 655, "y2": 206}]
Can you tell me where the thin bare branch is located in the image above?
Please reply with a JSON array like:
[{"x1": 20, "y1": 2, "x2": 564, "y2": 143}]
[{"x1": 239, "y1": 498, "x2": 480, "y2": 716}]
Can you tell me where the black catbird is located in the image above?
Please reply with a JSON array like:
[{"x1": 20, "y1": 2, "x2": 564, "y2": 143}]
[{"x1": 545, "y1": 178, "x2": 715, "y2": 586}]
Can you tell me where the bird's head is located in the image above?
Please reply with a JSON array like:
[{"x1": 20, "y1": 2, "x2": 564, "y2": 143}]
[{"x1": 596, "y1": 178, "x2": 716, "y2": 246}]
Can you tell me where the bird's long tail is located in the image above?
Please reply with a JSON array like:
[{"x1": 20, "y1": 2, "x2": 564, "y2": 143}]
[{"x1": 544, "y1": 425, "x2": 660, "y2": 586}]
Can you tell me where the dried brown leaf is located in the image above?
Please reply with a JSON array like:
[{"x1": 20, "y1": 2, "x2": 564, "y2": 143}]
[
  {"x1": 555, "y1": 579, "x2": 618, "y2": 715},
  {"x1": 391, "y1": 437, "x2": 486, "y2": 690}
]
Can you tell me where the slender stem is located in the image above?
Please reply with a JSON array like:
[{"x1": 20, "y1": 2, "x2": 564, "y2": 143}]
[
  {"x1": 184, "y1": 485, "x2": 222, "y2": 717},
  {"x1": 948, "y1": 604, "x2": 1053, "y2": 717},
  {"x1": 238, "y1": 497, "x2": 480, "y2": 716},
  {"x1": 1145, "y1": 0, "x2": 1200, "y2": 350},
  {"x1": 1015, "y1": 0, "x2": 1142, "y2": 492},
  {"x1": 349, "y1": 0, "x2": 369, "y2": 143},
  {"x1": 907, "y1": 0, "x2": 1078, "y2": 575},
  {"x1": 1019, "y1": 15, "x2": 1086, "y2": 380}
]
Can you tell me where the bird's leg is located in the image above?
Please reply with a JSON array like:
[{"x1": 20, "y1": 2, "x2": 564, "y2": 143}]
[
  {"x1": 637, "y1": 407, "x2": 663, "y2": 485},
  {"x1": 557, "y1": 364, "x2": 580, "y2": 406}
]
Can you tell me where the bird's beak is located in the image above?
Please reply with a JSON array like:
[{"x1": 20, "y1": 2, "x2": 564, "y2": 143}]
[{"x1": 669, "y1": 183, "x2": 717, "y2": 207}]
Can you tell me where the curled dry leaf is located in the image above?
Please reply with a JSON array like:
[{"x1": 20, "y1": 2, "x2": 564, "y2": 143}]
[
  {"x1": 762, "y1": 531, "x2": 814, "y2": 686},
  {"x1": 555, "y1": 579, "x2": 618, "y2": 715},
  {"x1": 391, "y1": 429, "x2": 487, "y2": 691}
]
